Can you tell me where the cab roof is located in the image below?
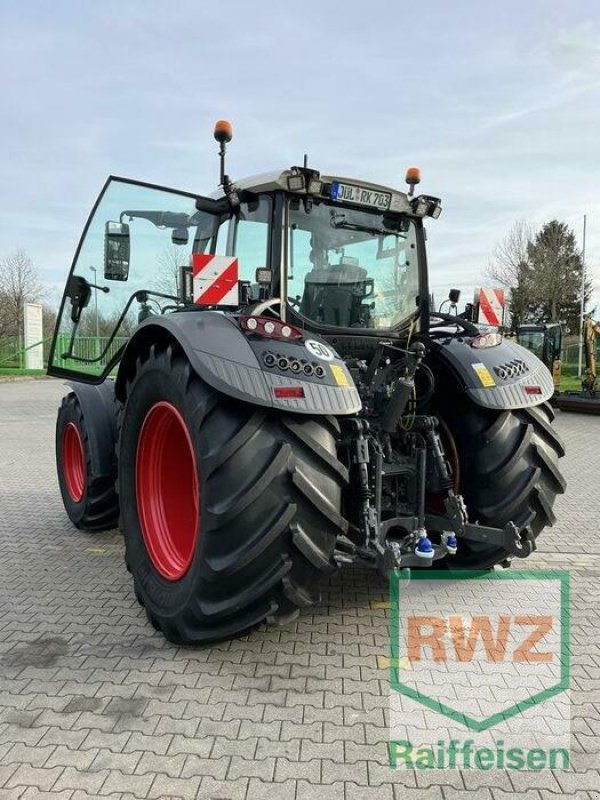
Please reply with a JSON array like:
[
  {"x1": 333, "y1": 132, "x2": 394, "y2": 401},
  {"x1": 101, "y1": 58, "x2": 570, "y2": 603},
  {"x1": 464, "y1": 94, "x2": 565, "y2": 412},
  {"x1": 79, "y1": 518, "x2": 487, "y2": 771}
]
[{"x1": 211, "y1": 169, "x2": 412, "y2": 214}]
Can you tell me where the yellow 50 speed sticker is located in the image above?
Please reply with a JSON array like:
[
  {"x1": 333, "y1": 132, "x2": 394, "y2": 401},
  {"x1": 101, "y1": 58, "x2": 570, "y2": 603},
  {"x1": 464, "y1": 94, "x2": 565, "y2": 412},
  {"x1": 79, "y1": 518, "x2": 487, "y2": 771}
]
[
  {"x1": 472, "y1": 362, "x2": 496, "y2": 388},
  {"x1": 330, "y1": 364, "x2": 349, "y2": 387}
]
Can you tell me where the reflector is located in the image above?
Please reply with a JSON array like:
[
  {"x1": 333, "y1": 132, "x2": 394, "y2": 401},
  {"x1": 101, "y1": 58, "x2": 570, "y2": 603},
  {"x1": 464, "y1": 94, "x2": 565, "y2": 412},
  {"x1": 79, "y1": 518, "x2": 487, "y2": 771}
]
[
  {"x1": 274, "y1": 387, "x2": 305, "y2": 399},
  {"x1": 238, "y1": 316, "x2": 304, "y2": 341}
]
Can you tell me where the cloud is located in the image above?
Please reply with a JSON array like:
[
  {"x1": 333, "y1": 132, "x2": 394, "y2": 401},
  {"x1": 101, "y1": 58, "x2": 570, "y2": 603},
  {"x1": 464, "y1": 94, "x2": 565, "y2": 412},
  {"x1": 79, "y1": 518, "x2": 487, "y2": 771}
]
[{"x1": 544, "y1": 21, "x2": 600, "y2": 75}]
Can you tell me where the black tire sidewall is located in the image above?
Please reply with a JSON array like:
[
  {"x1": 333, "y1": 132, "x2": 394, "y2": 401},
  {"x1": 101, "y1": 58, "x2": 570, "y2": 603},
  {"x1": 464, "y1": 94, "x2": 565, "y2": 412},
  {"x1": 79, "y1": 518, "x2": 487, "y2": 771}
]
[{"x1": 119, "y1": 361, "x2": 211, "y2": 617}]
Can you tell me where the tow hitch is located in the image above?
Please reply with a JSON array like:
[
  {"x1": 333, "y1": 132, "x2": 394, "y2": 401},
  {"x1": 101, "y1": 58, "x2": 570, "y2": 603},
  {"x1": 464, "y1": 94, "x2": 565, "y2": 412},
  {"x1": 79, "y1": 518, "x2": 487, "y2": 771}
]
[
  {"x1": 426, "y1": 491, "x2": 537, "y2": 560},
  {"x1": 460, "y1": 521, "x2": 537, "y2": 558}
]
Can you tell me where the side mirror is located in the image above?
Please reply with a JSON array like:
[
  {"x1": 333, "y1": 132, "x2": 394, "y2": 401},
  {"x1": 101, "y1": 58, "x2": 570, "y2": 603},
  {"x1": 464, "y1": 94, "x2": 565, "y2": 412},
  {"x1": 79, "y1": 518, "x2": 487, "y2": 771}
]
[
  {"x1": 449, "y1": 288, "x2": 461, "y2": 304},
  {"x1": 462, "y1": 302, "x2": 474, "y2": 321},
  {"x1": 104, "y1": 221, "x2": 130, "y2": 281}
]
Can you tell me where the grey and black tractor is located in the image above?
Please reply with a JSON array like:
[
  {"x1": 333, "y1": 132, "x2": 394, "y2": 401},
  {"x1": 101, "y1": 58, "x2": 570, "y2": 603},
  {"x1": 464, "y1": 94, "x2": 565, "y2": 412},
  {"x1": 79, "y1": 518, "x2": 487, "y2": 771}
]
[{"x1": 49, "y1": 121, "x2": 566, "y2": 643}]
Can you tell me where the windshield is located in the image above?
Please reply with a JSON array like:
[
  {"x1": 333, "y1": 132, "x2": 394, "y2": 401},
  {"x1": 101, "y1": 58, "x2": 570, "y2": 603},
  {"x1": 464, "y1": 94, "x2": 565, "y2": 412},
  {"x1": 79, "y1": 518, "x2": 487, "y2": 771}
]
[{"x1": 287, "y1": 198, "x2": 419, "y2": 330}]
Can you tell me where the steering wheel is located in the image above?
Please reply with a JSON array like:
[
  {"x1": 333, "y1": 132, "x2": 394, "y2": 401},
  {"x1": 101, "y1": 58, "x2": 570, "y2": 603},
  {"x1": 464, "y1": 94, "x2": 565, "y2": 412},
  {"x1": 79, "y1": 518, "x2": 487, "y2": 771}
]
[
  {"x1": 249, "y1": 297, "x2": 283, "y2": 317},
  {"x1": 429, "y1": 311, "x2": 479, "y2": 336}
]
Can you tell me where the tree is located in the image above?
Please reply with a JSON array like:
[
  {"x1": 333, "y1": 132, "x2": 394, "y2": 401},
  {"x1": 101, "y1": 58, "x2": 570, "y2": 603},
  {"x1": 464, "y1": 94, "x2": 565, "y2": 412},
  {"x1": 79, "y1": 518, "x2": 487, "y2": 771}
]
[
  {"x1": 487, "y1": 220, "x2": 591, "y2": 331},
  {"x1": 155, "y1": 244, "x2": 189, "y2": 297},
  {"x1": 486, "y1": 221, "x2": 536, "y2": 327},
  {"x1": 42, "y1": 304, "x2": 58, "y2": 339},
  {"x1": 487, "y1": 220, "x2": 535, "y2": 287},
  {"x1": 526, "y1": 221, "x2": 591, "y2": 331},
  {"x1": 0, "y1": 250, "x2": 43, "y2": 339}
]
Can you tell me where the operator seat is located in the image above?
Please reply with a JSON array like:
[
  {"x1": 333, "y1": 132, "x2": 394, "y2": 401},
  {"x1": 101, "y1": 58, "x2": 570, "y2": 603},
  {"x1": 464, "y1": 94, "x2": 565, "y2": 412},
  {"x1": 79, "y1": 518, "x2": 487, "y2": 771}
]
[{"x1": 300, "y1": 261, "x2": 372, "y2": 327}]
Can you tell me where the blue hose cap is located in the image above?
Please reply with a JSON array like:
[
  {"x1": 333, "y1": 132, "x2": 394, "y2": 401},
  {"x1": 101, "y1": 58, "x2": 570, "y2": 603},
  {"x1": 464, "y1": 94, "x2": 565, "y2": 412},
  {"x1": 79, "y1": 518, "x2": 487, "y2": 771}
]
[
  {"x1": 443, "y1": 531, "x2": 458, "y2": 555},
  {"x1": 415, "y1": 530, "x2": 434, "y2": 559}
]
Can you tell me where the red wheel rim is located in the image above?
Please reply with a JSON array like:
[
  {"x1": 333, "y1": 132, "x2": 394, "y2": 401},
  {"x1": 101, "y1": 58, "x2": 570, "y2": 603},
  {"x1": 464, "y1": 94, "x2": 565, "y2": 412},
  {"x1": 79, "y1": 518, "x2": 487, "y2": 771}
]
[
  {"x1": 136, "y1": 401, "x2": 200, "y2": 581},
  {"x1": 62, "y1": 422, "x2": 86, "y2": 502}
]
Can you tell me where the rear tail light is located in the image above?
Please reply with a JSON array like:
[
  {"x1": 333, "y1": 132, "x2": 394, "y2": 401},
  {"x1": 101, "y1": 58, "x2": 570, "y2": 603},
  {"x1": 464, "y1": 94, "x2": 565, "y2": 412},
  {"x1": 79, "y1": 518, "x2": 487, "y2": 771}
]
[
  {"x1": 524, "y1": 385, "x2": 542, "y2": 395},
  {"x1": 273, "y1": 387, "x2": 305, "y2": 399},
  {"x1": 239, "y1": 316, "x2": 304, "y2": 340}
]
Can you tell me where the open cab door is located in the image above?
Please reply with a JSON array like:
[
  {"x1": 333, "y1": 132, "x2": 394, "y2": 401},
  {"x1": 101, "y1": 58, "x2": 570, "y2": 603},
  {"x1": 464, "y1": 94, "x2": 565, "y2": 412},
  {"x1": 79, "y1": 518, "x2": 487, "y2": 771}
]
[{"x1": 48, "y1": 177, "x2": 226, "y2": 382}]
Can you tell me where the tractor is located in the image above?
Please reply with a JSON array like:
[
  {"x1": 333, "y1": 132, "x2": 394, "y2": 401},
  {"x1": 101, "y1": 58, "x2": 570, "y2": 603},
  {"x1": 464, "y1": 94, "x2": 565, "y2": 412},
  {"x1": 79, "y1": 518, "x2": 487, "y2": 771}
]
[{"x1": 48, "y1": 121, "x2": 566, "y2": 644}]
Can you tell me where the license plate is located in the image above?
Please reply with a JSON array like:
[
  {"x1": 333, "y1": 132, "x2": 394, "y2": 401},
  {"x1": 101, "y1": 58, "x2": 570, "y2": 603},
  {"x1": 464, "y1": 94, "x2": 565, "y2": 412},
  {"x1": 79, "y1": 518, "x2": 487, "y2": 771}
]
[{"x1": 330, "y1": 182, "x2": 391, "y2": 210}]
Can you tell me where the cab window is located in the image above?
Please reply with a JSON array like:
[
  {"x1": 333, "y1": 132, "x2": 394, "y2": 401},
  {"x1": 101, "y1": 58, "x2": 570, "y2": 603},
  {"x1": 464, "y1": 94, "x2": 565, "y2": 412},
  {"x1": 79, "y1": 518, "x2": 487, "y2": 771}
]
[{"x1": 227, "y1": 196, "x2": 272, "y2": 283}]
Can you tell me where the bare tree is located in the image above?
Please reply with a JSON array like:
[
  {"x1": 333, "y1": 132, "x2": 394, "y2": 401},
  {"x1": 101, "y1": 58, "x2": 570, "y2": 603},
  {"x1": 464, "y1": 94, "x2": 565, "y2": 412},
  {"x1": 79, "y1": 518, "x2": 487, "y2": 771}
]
[
  {"x1": 156, "y1": 245, "x2": 190, "y2": 297},
  {"x1": 485, "y1": 221, "x2": 537, "y2": 327},
  {"x1": 0, "y1": 250, "x2": 43, "y2": 339},
  {"x1": 486, "y1": 220, "x2": 536, "y2": 288},
  {"x1": 42, "y1": 304, "x2": 58, "y2": 339}
]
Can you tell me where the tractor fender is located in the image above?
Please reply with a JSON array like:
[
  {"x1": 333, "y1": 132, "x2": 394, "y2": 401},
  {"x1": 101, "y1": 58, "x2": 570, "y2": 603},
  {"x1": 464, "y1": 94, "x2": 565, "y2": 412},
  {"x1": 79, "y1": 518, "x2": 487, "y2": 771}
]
[
  {"x1": 114, "y1": 311, "x2": 362, "y2": 416},
  {"x1": 65, "y1": 379, "x2": 118, "y2": 475},
  {"x1": 428, "y1": 337, "x2": 555, "y2": 411}
]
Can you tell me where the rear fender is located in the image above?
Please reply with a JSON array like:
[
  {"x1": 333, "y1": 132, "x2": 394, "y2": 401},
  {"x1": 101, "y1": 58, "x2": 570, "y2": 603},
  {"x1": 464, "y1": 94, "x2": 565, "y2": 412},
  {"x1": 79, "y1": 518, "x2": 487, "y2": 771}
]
[
  {"x1": 115, "y1": 312, "x2": 362, "y2": 416},
  {"x1": 66, "y1": 379, "x2": 118, "y2": 475},
  {"x1": 429, "y1": 337, "x2": 554, "y2": 410}
]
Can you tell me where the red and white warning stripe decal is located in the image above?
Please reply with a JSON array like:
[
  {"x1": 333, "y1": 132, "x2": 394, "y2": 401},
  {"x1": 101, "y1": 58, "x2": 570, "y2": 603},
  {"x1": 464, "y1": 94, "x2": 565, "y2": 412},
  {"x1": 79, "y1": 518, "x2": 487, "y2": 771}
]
[
  {"x1": 193, "y1": 254, "x2": 239, "y2": 306},
  {"x1": 477, "y1": 287, "x2": 505, "y2": 327}
]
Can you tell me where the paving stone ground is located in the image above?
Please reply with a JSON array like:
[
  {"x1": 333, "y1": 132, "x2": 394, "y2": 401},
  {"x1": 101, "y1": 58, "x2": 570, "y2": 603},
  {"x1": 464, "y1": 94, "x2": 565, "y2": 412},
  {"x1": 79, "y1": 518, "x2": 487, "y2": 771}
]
[{"x1": 0, "y1": 378, "x2": 598, "y2": 800}]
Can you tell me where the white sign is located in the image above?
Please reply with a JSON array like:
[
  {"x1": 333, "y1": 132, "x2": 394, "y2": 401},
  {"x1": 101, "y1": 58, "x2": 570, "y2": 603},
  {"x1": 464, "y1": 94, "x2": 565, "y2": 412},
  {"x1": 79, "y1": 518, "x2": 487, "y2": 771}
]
[
  {"x1": 304, "y1": 340, "x2": 335, "y2": 361},
  {"x1": 23, "y1": 303, "x2": 44, "y2": 370}
]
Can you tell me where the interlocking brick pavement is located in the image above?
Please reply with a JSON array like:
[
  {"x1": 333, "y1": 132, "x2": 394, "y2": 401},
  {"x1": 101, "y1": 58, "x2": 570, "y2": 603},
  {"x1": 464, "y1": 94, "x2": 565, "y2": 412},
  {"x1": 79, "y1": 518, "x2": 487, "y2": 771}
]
[{"x1": 0, "y1": 379, "x2": 599, "y2": 799}]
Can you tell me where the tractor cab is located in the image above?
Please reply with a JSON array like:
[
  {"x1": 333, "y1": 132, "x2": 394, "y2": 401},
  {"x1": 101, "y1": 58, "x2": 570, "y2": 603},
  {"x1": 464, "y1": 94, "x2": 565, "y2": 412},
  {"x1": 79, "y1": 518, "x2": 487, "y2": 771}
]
[
  {"x1": 48, "y1": 122, "x2": 440, "y2": 382},
  {"x1": 516, "y1": 323, "x2": 563, "y2": 389}
]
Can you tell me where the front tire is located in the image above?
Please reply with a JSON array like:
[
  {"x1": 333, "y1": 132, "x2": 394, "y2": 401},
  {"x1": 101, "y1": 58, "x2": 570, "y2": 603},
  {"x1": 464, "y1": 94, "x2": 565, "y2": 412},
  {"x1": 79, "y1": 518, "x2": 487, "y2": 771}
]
[
  {"x1": 439, "y1": 399, "x2": 566, "y2": 569},
  {"x1": 118, "y1": 344, "x2": 348, "y2": 644}
]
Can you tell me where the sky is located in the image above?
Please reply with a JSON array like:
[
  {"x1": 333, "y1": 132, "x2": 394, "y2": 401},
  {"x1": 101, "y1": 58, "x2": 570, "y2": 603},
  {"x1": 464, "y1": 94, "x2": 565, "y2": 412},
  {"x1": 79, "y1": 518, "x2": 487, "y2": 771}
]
[{"x1": 1, "y1": 0, "x2": 599, "y2": 314}]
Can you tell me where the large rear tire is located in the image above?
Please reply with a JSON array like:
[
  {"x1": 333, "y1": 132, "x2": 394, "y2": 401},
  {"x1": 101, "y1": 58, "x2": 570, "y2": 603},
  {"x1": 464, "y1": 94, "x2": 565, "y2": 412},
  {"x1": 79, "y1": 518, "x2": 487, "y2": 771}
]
[
  {"x1": 438, "y1": 399, "x2": 566, "y2": 569},
  {"x1": 118, "y1": 344, "x2": 348, "y2": 644},
  {"x1": 56, "y1": 393, "x2": 119, "y2": 532}
]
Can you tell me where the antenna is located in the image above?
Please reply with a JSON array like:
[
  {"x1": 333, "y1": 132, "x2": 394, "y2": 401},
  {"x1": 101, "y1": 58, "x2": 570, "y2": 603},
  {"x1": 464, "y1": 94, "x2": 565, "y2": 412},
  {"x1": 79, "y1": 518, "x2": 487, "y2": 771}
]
[
  {"x1": 213, "y1": 120, "x2": 239, "y2": 206},
  {"x1": 303, "y1": 154, "x2": 308, "y2": 169},
  {"x1": 214, "y1": 120, "x2": 233, "y2": 187}
]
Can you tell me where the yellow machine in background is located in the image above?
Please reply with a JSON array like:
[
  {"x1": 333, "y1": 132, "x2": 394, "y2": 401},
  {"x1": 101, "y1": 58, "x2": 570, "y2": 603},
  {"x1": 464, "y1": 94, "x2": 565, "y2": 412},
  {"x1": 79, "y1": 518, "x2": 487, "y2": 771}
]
[
  {"x1": 582, "y1": 315, "x2": 600, "y2": 393},
  {"x1": 555, "y1": 314, "x2": 600, "y2": 414}
]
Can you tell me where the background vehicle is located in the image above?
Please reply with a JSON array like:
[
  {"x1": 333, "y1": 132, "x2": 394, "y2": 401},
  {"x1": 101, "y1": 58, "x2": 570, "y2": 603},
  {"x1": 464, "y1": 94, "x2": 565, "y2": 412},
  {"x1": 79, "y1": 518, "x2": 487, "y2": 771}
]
[
  {"x1": 48, "y1": 122, "x2": 566, "y2": 644},
  {"x1": 516, "y1": 323, "x2": 562, "y2": 390}
]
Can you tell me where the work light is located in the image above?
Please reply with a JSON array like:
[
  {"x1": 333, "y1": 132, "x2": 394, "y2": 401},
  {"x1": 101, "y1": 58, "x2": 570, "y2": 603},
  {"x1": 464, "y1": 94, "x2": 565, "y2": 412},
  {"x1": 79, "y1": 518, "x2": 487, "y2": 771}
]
[{"x1": 287, "y1": 172, "x2": 305, "y2": 191}]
